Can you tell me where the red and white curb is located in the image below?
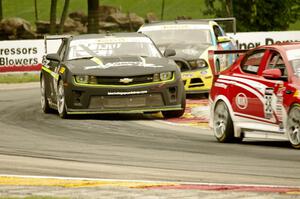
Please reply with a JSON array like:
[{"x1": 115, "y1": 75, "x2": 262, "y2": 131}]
[
  {"x1": 0, "y1": 175, "x2": 299, "y2": 194},
  {"x1": 164, "y1": 99, "x2": 209, "y2": 128}
]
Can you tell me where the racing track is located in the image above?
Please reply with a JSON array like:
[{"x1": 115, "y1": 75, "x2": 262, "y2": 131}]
[{"x1": 0, "y1": 84, "x2": 300, "y2": 187}]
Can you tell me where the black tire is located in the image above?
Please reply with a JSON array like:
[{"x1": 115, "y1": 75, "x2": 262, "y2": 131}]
[
  {"x1": 162, "y1": 93, "x2": 186, "y2": 119},
  {"x1": 286, "y1": 105, "x2": 300, "y2": 149},
  {"x1": 40, "y1": 75, "x2": 52, "y2": 113},
  {"x1": 213, "y1": 101, "x2": 235, "y2": 143},
  {"x1": 57, "y1": 79, "x2": 68, "y2": 118}
]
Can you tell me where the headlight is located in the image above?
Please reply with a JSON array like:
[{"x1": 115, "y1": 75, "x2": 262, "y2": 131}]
[
  {"x1": 74, "y1": 75, "x2": 97, "y2": 84},
  {"x1": 153, "y1": 72, "x2": 173, "y2": 82},
  {"x1": 75, "y1": 75, "x2": 89, "y2": 84},
  {"x1": 159, "y1": 72, "x2": 173, "y2": 81},
  {"x1": 188, "y1": 59, "x2": 207, "y2": 69}
]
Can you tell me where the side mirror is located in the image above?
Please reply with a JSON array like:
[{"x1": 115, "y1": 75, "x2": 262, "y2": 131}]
[
  {"x1": 262, "y1": 68, "x2": 281, "y2": 79},
  {"x1": 217, "y1": 36, "x2": 231, "y2": 43},
  {"x1": 163, "y1": 49, "x2": 176, "y2": 57},
  {"x1": 46, "y1": 53, "x2": 61, "y2": 62}
]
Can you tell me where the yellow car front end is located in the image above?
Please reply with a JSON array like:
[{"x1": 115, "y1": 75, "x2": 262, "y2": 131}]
[
  {"x1": 175, "y1": 47, "x2": 215, "y2": 94},
  {"x1": 181, "y1": 67, "x2": 213, "y2": 94}
]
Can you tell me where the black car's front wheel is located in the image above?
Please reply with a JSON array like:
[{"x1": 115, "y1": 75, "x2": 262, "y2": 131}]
[
  {"x1": 162, "y1": 94, "x2": 186, "y2": 118},
  {"x1": 57, "y1": 79, "x2": 68, "y2": 118},
  {"x1": 40, "y1": 75, "x2": 52, "y2": 113},
  {"x1": 286, "y1": 104, "x2": 300, "y2": 149}
]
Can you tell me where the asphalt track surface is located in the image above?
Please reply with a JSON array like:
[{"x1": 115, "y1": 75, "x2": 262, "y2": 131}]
[{"x1": 0, "y1": 83, "x2": 300, "y2": 198}]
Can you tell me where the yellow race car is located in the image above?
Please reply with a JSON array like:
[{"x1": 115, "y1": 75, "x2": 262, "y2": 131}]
[{"x1": 138, "y1": 19, "x2": 236, "y2": 95}]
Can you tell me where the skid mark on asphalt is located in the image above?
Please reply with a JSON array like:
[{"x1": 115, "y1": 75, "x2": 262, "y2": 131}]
[{"x1": 164, "y1": 99, "x2": 209, "y2": 128}]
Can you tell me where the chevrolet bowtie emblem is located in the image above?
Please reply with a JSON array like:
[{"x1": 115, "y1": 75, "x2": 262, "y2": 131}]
[{"x1": 119, "y1": 78, "x2": 133, "y2": 84}]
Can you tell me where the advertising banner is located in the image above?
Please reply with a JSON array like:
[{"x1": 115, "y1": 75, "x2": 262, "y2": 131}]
[
  {"x1": 0, "y1": 39, "x2": 61, "y2": 73},
  {"x1": 228, "y1": 31, "x2": 300, "y2": 50},
  {"x1": 0, "y1": 40, "x2": 44, "y2": 72}
]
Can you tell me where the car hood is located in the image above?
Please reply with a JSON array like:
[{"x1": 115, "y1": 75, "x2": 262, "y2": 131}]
[
  {"x1": 65, "y1": 56, "x2": 177, "y2": 76},
  {"x1": 157, "y1": 43, "x2": 210, "y2": 60}
]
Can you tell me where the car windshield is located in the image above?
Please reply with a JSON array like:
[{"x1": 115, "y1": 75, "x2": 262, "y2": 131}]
[
  {"x1": 67, "y1": 37, "x2": 161, "y2": 60},
  {"x1": 141, "y1": 24, "x2": 212, "y2": 45},
  {"x1": 286, "y1": 49, "x2": 300, "y2": 77}
]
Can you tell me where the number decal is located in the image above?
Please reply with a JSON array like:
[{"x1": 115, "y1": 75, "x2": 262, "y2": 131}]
[{"x1": 264, "y1": 88, "x2": 274, "y2": 119}]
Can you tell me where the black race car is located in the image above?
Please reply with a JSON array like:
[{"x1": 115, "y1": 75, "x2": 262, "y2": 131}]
[{"x1": 40, "y1": 33, "x2": 185, "y2": 118}]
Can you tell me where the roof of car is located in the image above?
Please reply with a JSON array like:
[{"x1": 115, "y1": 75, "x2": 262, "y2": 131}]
[
  {"x1": 258, "y1": 42, "x2": 300, "y2": 51},
  {"x1": 141, "y1": 20, "x2": 215, "y2": 27},
  {"x1": 71, "y1": 32, "x2": 147, "y2": 40}
]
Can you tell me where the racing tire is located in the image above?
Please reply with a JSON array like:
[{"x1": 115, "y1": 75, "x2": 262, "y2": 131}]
[
  {"x1": 162, "y1": 93, "x2": 186, "y2": 119},
  {"x1": 286, "y1": 105, "x2": 300, "y2": 149},
  {"x1": 57, "y1": 79, "x2": 68, "y2": 119},
  {"x1": 40, "y1": 75, "x2": 52, "y2": 113},
  {"x1": 213, "y1": 101, "x2": 235, "y2": 143}
]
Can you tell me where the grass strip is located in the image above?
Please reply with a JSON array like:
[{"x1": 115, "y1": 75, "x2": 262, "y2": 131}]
[{"x1": 0, "y1": 73, "x2": 40, "y2": 83}]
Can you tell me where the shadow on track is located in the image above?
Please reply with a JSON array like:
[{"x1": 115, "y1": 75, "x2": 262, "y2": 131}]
[
  {"x1": 54, "y1": 112, "x2": 164, "y2": 121},
  {"x1": 241, "y1": 139, "x2": 292, "y2": 149}
]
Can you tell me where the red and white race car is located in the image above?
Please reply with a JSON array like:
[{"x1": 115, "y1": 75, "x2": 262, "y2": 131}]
[{"x1": 209, "y1": 43, "x2": 300, "y2": 148}]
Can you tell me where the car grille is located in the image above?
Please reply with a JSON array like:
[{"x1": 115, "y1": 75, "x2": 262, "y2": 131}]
[
  {"x1": 189, "y1": 78, "x2": 204, "y2": 88},
  {"x1": 94, "y1": 75, "x2": 154, "y2": 85},
  {"x1": 89, "y1": 94, "x2": 164, "y2": 109}
]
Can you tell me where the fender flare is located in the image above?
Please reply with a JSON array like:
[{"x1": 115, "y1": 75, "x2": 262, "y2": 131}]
[{"x1": 211, "y1": 95, "x2": 242, "y2": 138}]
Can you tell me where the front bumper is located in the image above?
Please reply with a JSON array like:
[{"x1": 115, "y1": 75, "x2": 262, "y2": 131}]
[
  {"x1": 64, "y1": 78, "x2": 184, "y2": 114},
  {"x1": 181, "y1": 70, "x2": 213, "y2": 94}
]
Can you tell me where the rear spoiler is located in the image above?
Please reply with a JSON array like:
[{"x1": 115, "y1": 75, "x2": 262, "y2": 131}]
[
  {"x1": 208, "y1": 49, "x2": 248, "y2": 77},
  {"x1": 44, "y1": 35, "x2": 72, "y2": 54}
]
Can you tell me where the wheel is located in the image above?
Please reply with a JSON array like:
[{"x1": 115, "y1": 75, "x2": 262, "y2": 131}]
[
  {"x1": 213, "y1": 101, "x2": 235, "y2": 143},
  {"x1": 57, "y1": 79, "x2": 68, "y2": 118},
  {"x1": 286, "y1": 105, "x2": 300, "y2": 149},
  {"x1": 162, "y1": 93, "x2": 186, "y2": 118},
  {"x1": 40, "y1": 75, "x2": 52, "y2": 113}
]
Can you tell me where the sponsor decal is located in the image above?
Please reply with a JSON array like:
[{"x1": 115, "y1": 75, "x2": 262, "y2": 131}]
[
  {"x1": 107, "y1": 91, "x2": 148, "y2": 95},
  {"x1": 70, "y1": 37, "x2": 153, "y2": 46},
  {"x1": 264, "y1": 88, "x2": 274, "y2": 119},
  {"x1": 59, "y1": 67, "x2": 65, "y2": 74},
  {"x1": 84, "y1": 61, "x2": 162, "y2": 70},
  {"x1": 235, "y1": 93, "x2": 248, "y2": 109},
  {"x1": 181, "y1": 73, "x2": 193, "y2": 79},
  {"x1": 85, "y1": 57, "x2": 164, "y2": 70}
]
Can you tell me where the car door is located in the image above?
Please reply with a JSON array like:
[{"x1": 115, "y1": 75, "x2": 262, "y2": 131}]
[
  {"x1": 229, "y1": 49, "x2": 286, "y2": 130},
  {"x1": 260, "y1": 50, "x2": 290, "y2": 128},
  {"x1": 228, "y1": 49, "x2": 269, "y2": 120}
]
